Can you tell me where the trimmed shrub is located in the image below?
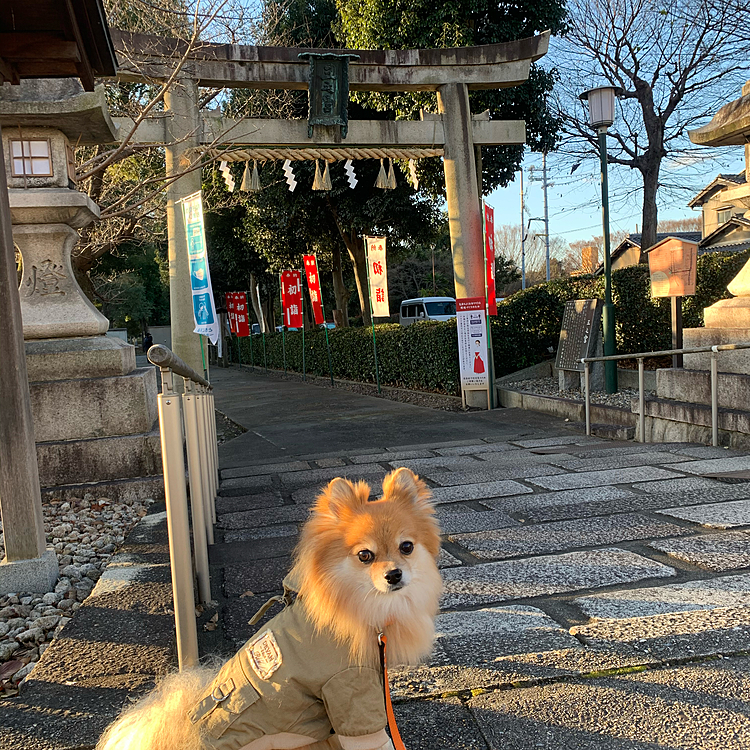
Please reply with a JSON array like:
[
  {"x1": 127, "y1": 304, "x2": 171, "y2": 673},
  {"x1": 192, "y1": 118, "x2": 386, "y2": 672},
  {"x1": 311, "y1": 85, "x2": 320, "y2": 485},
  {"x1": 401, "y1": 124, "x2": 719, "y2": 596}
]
[{"x1": 232, "y1": 250, "x2": 749, "y2": 395}]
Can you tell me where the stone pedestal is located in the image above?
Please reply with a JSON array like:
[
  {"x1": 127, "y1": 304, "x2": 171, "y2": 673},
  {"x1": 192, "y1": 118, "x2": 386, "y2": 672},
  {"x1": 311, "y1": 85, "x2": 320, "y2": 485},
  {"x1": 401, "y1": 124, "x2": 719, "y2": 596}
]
[{"x1": 25, "y1": 336, "x2": 162, "y2": 501}]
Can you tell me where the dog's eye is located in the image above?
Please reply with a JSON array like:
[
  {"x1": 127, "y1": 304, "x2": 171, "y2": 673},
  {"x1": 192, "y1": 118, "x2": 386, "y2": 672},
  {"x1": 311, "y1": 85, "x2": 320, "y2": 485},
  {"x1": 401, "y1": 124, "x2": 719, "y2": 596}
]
[
  {"x1": 358, "y1": 549, "x2": 375, "y2": 564},
  {"x1": 399, "y1": 541, "x2": 414, "y2": 555}
]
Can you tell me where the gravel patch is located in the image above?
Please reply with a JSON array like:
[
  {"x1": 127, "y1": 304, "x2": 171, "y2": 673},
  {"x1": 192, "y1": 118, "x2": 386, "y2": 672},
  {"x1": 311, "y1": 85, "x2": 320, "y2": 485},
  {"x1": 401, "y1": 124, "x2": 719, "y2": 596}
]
[
  {"x1": 0, "y1": 493, "x2": 154, "y2": 695},
  {"x1": 507, "y1": 376, "x2": 651, "y2": 409}
]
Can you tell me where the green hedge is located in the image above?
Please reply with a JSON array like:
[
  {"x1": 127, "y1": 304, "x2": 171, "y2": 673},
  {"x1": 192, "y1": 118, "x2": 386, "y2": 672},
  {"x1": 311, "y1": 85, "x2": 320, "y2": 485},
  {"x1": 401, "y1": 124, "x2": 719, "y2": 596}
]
[
  {"x1": 230, "y1": 249, "x2": 750, "y2": 395},
  {"x1": 235, "y1": 322, "x2": 461, "y2": 394}
]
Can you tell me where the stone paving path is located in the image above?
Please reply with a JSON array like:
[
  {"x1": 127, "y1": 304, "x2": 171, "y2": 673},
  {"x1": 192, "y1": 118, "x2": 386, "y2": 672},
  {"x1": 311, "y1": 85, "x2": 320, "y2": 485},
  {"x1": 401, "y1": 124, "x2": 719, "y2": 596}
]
[{"x1": 209, "y1": 368, "x2": 750, "y2": 750}]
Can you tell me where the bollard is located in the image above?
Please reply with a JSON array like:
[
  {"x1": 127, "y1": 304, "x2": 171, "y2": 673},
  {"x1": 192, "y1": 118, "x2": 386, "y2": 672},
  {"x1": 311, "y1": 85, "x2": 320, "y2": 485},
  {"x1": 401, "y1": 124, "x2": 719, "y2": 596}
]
[
  {"x1": 182, "y1": 379, "x2": 212, "y2": 603},
  {"x1": 638, "y1": 358, "x2": 645, "y2": 443},
  {"x1": 584, "y1": 361, "x2": 591, "y2": 436},
  {"x1": 711, "y1": 347, "x2": 719, "y2": 447},
  {"x1": 196, "y1": 389, "x2": 216, "y2": 531},
  {"x1": 157, "y1": 369, "x2": 199, "y2": 670}
]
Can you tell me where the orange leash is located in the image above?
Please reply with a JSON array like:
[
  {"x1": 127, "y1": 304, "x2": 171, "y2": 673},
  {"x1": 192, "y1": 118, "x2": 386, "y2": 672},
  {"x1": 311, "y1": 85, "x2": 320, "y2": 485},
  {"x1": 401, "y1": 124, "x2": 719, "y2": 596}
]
[{"x1": 378, "y1": 633, "x2": 407, "y2": 750}]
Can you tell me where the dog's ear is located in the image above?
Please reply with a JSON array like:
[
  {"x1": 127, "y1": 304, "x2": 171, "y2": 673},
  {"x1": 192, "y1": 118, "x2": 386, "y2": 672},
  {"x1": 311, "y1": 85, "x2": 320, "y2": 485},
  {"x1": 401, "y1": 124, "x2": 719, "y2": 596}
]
[
  {"x1": 381, "y1": 468, "x2": 433, "y2": 508},
  {"x1": 316, "y1": 477, "x2": 370, "y2": 519}
]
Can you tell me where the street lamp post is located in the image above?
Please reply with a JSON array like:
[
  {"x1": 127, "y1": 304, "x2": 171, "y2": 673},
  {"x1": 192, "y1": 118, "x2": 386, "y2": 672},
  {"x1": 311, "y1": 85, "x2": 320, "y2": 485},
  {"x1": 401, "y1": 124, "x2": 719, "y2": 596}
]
[{"x1": 579, "y1": 86, "x2": 621, "y2": 394}]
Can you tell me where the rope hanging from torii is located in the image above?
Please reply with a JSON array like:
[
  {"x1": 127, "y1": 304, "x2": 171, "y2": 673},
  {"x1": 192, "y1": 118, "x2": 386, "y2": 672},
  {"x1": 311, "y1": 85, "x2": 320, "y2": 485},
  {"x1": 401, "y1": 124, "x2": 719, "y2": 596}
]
[{"x1": 203, "y1": 146, "x2": 442, "y2": 193}]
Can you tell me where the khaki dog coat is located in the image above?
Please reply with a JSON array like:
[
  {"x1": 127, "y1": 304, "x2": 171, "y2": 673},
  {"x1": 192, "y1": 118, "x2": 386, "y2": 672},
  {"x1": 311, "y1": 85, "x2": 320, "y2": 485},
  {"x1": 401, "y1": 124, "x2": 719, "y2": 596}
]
[{"x1": 188, "y1": 600, "x2": 392, "y2": 750}]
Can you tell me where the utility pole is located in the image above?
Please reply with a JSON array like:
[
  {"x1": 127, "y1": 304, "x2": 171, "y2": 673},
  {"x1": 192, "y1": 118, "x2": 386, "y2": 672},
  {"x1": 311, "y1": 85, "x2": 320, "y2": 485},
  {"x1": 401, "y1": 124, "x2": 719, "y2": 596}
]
[
  {"x1": 528, "y1": 158, "x2": 553, "y2": 281},
  {"x1": 519, "y1": 168, "x2": 526, "y2": 290}
]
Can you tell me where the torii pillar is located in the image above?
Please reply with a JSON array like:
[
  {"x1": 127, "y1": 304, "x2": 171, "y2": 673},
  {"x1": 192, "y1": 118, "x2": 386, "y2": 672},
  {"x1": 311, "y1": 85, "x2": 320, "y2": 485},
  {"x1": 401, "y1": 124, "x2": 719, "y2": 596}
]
[{"x1": 165, "y1": 77, "x2": 205, "y2": 377}]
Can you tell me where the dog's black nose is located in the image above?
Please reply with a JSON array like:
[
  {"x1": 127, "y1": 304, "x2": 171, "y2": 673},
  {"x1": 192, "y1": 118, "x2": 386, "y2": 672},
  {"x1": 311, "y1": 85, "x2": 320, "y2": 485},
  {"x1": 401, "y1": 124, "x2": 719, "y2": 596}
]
[{"x1": 385, "y1": 569, "x2": 402, "y2": 585}]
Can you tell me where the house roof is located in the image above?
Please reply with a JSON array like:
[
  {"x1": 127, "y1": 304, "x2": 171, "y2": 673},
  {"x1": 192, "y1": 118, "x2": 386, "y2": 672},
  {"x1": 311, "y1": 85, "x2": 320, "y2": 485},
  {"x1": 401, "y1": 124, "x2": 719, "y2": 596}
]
[
  {"x1": 699, "y1": 217, "x2": 750, "y2": 254},
  {"x1": 688, "y1": 172, "x2": 747, "y2": 208}
]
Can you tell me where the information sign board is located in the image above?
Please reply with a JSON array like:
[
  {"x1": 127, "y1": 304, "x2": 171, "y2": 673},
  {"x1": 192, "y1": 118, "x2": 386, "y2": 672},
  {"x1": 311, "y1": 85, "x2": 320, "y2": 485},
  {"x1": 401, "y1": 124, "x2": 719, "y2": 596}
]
[
  {"x1": 555, "y1": 299, "x2": 603, "y2": 372},
  {"x1": 456, "y1": 297, "x2": 490, "y2": 390}
]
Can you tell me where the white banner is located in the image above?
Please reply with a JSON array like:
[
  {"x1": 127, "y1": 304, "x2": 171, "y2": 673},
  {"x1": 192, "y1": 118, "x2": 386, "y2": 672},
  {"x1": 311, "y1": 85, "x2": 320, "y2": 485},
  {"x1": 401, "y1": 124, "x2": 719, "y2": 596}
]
[
  {"x1": 182, "y1": 191, "x2": 219, "y2": 344},
  {"x1": 366, "y1": 236, "x2": 389, "y2": 318},
  {"x1": 456, "y1": 297, "x2": 490, "y2": 389}
]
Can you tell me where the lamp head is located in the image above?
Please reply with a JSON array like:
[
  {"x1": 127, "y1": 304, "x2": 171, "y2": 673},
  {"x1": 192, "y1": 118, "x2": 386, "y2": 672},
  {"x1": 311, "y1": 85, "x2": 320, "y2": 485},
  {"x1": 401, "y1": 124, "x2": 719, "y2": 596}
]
[{"x1": 579, "y1": 86, "x2": 623, "y2": 131}]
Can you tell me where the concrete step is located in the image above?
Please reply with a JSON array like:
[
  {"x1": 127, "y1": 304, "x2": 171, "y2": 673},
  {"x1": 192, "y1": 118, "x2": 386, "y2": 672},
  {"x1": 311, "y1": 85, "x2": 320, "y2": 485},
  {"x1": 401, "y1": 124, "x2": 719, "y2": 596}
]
[
  {"x1": 656, "y1": 367, "x2": 750, "y2": 411},
  {"x1": 588, "y1": 423, "x2": 636, "y2": 441},
  {"x1": 36, "y1": 429, "x2": 162, "y2": 487}
]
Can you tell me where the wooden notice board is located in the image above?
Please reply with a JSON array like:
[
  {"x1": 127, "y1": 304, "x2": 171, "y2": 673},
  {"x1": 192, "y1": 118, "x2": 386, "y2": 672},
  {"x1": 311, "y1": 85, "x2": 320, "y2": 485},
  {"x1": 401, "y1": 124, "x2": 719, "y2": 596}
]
[
  {"x1": 646, "y1": 237, "x2": 698, "y2": 298},
  {"x1": 555, "y1": 299, "x2": 603, "y2": 372}
]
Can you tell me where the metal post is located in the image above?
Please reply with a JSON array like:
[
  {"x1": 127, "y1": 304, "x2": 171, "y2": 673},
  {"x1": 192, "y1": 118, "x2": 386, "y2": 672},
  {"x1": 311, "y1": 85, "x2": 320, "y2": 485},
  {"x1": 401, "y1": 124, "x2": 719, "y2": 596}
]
[
  {"x1": 543, "y1": 152, "x2": 550, "y2": 282},
  {"x1": 638, "y1": 358, "x2": 646, "y2": 443},
  {"x1": 598, "y1": 128, "x2": 618, "y2": 394},
  {"x1": 196, "y1": 388, "x2": 215, "y2": 536},
  {"x1": 181, "y1": 380, "x2": 211, "y2": 605},
  {"x1": 520, "y1": 168, "x2": 526, "y2": 290},
  {"x1": 301, "y1": 269, "x2": 307, "y2": 381},
  {"x1": 209, "y1": 389, "x2": 219, "y2": 501},
  {"x1": 711, "y1": 347, "x2": 719, "y2": 447},
  {"x1": 156, "y1": 368, "x2": 199, "y2": 670},
  {"x1": 584, "y1": 361, "x2": 591, "y2": 436},
  {"x1": 280, "y1": 273, "x2": 287, "y2": 374},
  {"x1": 671, "y1": 296, "x2": 683, "y2": 368}
]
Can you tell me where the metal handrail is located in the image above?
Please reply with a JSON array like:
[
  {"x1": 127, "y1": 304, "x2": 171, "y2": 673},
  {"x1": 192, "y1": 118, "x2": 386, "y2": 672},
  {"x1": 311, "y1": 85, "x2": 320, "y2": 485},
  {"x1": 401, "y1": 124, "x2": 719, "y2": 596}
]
[
  {"x1": 147, "y1": 343, "x2": 211, "y2": 387},
  {"x1": 148, "y1": 344, "x2": 218, "y2": 670},
  {"x1": 581, "y1": 342, "x2": 750, "y2": 446}
]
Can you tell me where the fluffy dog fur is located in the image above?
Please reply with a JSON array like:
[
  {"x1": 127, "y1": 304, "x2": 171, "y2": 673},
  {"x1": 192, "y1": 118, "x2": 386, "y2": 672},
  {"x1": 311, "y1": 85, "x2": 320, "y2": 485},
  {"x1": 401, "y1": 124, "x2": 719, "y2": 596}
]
[{"x1": 96, "y1": 468, "x2": 442, "y2": 750}]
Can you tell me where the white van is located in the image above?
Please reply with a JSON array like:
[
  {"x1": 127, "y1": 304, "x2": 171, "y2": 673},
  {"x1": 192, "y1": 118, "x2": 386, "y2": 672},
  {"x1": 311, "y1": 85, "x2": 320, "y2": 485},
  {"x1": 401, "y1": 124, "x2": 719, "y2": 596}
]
[{"x1": 399, "y1": 297, "x2": 456, "y2": 326}]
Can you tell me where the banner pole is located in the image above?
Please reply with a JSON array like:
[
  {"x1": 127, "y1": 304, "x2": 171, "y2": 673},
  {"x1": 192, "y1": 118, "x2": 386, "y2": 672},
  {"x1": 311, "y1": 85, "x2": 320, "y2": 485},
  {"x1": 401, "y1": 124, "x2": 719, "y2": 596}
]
[
  {"x1": 248, "y1": 291, "x2": 255, "y2": 368},
  {"x1": 237, "y1": 333, "x2": 242, "y2": 367},
  {"x1": 482, "y1": 200, "x2": 494, "y2": 410},
  {"x1": 321, "y1": 299, "x2": 334, "y2": 386},
  {"x1": 301, "y1": 268, "x2": 306, "y2": 381},
  {"x1": 279, "y1": 273, "x2": 287, "y2": 375},
  {"x1": 364, "y1": 237, "x2": 381, "y2": 394}
]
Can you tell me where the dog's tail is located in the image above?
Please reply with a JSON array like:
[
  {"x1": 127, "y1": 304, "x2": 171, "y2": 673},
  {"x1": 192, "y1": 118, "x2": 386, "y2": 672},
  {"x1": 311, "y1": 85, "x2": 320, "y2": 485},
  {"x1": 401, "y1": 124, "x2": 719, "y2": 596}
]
[{"x1": 96, "y1": 667, "x2": 216, "y2": 750}]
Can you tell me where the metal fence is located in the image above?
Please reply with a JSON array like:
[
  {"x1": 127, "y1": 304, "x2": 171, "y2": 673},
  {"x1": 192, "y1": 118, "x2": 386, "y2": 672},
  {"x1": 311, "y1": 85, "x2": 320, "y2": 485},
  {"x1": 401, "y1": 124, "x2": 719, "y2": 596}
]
[
  {"x1": 148, "y1": 344, "x2": 217, "y2": 669},
  {"x1": 582, "y1": 343, "x2": 750, "y2": 447}
]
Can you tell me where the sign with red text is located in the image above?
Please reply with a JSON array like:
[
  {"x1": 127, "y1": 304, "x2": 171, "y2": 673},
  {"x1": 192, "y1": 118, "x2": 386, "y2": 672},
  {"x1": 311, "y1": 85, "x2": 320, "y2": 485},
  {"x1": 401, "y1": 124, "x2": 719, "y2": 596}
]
[
  {"x1": 281, "y1": 271, "x2": 303, "y2": 329},
  {"x1": 303, "y1": 255, "x2": 325, "y2": 325},
  {"x1": 366, "y1": 237, "x2": 389, "y2": 317},
  {"x1": 484, "y1": 203, "x2": 497, "y2": 315},
  {"x1": 226, "y1": 292, "x2": 250, "y2": 337},
  {"x1": 456, "y1": 297, "x2": 489, "y2": 390}
]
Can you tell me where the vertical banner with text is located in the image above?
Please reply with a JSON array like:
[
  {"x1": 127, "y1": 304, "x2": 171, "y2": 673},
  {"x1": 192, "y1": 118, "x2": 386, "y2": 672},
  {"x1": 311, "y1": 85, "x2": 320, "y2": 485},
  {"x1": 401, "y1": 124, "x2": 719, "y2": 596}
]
[
  {"x1": 226, "y1": 293, "x2": 237, "y2": 333},
  {"x1": 281, "y1": 271, "x2": 304, "y2": 328},
  {"x1": 484, "y1": 203, "x2": 497, "y2": 315},
  {"x1": 303, "y1": 255, "x2": 325, "y2": 325},
  {"x1": 182, "y1": 191, "x2": 219, "y2": 344},
  {"x1": 456, "y1": 297, "x2": 490, "y2": 390},
  {"x1": 365, "y1": 236, "x2": 389, "y2": 317},
  {"x1": 230, "y1": 292, "x2": 250, "y2": 337}
]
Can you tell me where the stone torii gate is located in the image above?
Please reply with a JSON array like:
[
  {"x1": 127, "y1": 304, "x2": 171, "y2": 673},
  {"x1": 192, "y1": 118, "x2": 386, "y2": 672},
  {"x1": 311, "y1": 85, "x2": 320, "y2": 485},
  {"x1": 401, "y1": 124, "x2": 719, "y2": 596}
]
[{"x1": 111, "y1": 30, "x2": 549, "y2": 405}]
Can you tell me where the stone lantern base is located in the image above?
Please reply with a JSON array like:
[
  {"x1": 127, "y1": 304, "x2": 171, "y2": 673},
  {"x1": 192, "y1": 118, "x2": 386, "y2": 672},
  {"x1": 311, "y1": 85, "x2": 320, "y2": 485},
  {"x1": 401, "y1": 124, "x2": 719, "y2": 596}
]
[{"x1": 26, "y1": 335, "x2": 164, "y2": 502}]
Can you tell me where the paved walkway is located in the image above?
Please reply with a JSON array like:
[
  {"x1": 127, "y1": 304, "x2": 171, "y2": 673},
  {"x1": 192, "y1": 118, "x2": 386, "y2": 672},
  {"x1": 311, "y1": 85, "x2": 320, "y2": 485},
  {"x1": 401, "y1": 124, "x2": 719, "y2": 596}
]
[{"x1": 210, "y1": 366, "x2": 750, "y2": 750}]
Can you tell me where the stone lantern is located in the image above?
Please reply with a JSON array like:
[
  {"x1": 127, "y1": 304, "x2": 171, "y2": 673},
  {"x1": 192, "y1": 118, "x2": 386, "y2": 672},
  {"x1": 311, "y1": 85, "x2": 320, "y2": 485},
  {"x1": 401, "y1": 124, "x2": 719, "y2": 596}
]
[{"x1": 0, "y1": 79, "x2": 161, "y2": 504}]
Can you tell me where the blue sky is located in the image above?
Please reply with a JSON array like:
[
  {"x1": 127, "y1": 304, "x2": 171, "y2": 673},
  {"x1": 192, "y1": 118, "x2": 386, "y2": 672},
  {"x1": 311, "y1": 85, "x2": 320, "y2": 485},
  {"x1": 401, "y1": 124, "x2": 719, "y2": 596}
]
[{"x1": 486, "y1": 146, "x2": 746, "y2": 248}]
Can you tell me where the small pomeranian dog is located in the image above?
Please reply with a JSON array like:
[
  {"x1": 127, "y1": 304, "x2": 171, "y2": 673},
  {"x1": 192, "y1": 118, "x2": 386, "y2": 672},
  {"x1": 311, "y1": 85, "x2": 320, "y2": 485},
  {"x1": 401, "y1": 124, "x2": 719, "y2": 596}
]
[{"x1": 97, "y1": 467, "x2": 443, "y2": 750}]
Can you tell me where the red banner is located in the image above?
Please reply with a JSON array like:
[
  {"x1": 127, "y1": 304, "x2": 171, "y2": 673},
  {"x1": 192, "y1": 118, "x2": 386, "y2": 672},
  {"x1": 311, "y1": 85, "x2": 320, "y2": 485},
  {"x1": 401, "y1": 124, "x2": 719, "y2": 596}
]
[
  {"x1": 226, "y1": 292, "x2": 250, "y2": 337},
  {"x1": 484, "y1": 204, "x2": 497, "y2": 315},
  {"x1": 281, "y1": 271, "x2": 303, "y2": 329},
  {"x1": 303, "y1": 254, "x2": 325, "y2": 325}
]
